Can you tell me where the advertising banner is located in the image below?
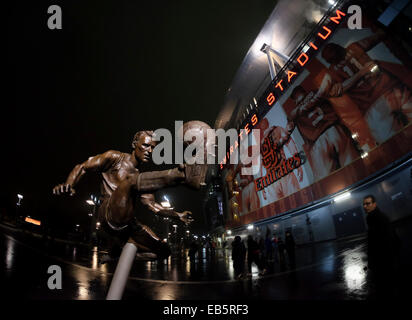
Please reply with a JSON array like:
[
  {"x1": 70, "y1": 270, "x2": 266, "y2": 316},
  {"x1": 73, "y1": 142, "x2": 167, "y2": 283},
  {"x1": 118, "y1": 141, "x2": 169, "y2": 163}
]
[{"x1": 223, "y1": 11, "x2": 412, "y2": 223}]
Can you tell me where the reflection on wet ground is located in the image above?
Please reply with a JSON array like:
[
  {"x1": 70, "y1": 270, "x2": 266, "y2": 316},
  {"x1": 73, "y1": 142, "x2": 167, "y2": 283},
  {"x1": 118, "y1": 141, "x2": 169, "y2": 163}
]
[{"x1": 1, "y1": 224, "x2": 411, "y2": 300}]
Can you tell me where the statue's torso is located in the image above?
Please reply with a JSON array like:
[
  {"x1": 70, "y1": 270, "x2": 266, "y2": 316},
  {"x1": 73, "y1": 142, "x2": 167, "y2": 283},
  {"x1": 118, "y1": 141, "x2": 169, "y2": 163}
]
[{"x1": 100, "y1": 152, "x2": 138, "y2": 198}]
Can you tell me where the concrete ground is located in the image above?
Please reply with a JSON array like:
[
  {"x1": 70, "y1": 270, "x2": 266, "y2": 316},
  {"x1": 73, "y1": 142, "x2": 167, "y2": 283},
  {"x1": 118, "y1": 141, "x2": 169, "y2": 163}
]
[{"x1": 1, "y1": 221, "x2": 412, "y2": 302}]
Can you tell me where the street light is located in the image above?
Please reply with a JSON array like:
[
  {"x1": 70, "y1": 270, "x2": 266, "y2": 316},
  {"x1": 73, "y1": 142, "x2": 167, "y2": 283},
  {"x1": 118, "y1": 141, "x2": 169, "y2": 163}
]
[
  {"x1": 86, "y1": 195, "x2": 99, "y2": 244},
  {"x1": 17, "y1": 194, "x2": 23, "y2": 206},
  {"x1": 15, "y1": 194, "x2": 24, "y2": 225}
]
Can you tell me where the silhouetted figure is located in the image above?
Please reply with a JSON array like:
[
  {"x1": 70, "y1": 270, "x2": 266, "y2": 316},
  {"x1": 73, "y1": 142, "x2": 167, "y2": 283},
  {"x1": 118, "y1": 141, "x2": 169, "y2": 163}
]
[
  {"x1": 189, "y1": 241, "x2": 198, "y2": 261},
  {"x1": 211, "y1": 240, "x2": 216, "y2": 256},
  {"x1": 258, "y1": 237, "x2": 265, "y2": 265},
  {"x1": 272, "y1": 234, "x2": 279, "y2": 263},
  {"x1": 232, "y1": 236, "x2": 246, "y2": 279},
  {"x1": 363, "y1": 195, "x2": 400, "y2": 270},
  {"x1": 223, "y1": 241, "x2": 227, "y2": 249},
  {"x1": 363, "y1": 195, "x2": 401, "y2": 297},
  {"x1": 277, "y1": 237, "x2": 286, "y2": 270},
  {"x1": 247, "y1": 235, "x2": 266, "y2": 276},
  {"x1": 265, "y1": 235, "x2": 273, "y2": 262},
  {"x1": 285, "y1": 231, "x2": 296, "y2": 268}
]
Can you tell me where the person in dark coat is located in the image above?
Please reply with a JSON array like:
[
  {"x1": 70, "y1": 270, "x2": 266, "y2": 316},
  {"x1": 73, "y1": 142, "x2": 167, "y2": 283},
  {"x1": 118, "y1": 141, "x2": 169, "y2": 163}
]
[
  {"x1": 188, "y1": 241, "x2": 198, "y2": 261},
  {"x1": 363, "y1": 195, "x2": 400, "y2": 270},
  {"x1": 231, "y1": 236, "x2": 246, "y2": 279},
  {"x1": 272, "y1": 234, "x2": 279, "y2": 263},
  {"x1": 277, "y1": 236, "x2": 286, "y2": 268},
  {"x1": 363, "y1": 195, "x2": 401, "y2": 297},
  {"x1": 265, "y1": 235, "x2": 273, "y2": 262},
  {"x1": 247, "y1": 235, "x2": 266, "y2": 276},
  {"x1": 285, "y1": 231, "x2": 296, "y2": 268}
]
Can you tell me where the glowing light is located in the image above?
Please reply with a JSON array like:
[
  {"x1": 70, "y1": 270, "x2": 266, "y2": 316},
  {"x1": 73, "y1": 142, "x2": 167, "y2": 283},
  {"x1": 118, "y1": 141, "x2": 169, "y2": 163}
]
[
  {"x1": 86, "y1": 200, "x2": 94, "y2": 205},
  {"x1": 5, "y1": 238, "x2": 15, "y2": 270},
  {"x1": 247, "y1": 225, "x2": 254, "y2": 230},
  {"x1": 344, "y1": 265, "x2": 366, "y2": 290},
  {"x1": 351, "y1": 133, "x2": 358, "y2": 139},
  {"x1": 227, "y1": 230, "x2": 232, "y2": 235},
  {"x1": 92, "y1": 250, "x2": 98, "y2": 269},
  {"x1": 361, "y1": 152, "x2": 369, "y2": 159},
  {"x1": 161, "y1": 201, "x2": 171, "y2": 208},
  {"x1": 25, "y1": 217, "x2": 41, "y2": 226},
  {"x1": 333, "y1": 192, "x2": 351, "y2": 203},
  {"x1": 370, "y1": 65, "x2": 379, "y2": 73}
]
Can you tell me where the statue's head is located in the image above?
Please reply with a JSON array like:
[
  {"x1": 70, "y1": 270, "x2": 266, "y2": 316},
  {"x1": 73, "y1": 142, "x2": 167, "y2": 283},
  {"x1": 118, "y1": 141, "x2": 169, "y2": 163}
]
[{"x1": 131, "y1": 130, "x2": 156, "y2": 163}]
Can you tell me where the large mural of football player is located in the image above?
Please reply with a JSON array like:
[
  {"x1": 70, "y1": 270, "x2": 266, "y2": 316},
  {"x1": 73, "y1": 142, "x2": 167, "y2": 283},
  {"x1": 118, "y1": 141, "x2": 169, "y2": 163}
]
[
  {"x1": 288, "y1": 84, "x2": 360, "y2": 181},
  {"x1": 318, "y1": 29, "x2": 412, "y2": 145}
]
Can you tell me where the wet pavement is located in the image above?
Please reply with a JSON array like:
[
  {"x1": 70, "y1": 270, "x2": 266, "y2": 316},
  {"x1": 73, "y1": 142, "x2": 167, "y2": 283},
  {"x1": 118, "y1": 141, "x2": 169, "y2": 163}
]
[{"x1": 1, "y1": 222, "x2": 412, "y2": 300}]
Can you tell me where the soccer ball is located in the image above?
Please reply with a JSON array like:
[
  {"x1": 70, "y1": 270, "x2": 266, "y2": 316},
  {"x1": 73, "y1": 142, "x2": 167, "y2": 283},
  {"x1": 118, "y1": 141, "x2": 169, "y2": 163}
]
[{"x1": 181, "y1": 120, "x2": 212, "y2": 148}]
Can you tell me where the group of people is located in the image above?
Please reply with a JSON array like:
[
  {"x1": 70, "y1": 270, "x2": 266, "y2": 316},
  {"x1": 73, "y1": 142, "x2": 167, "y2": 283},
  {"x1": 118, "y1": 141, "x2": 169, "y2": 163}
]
[
  {"x1": 231, "y1": 231, "x2": 297, "y2": 280},
  {"x1": 230, "y1": 195, "x2": 401, "y2": 285},
  {"x1": 188, "y1": 239, "x2": 217, "y2": 261}
]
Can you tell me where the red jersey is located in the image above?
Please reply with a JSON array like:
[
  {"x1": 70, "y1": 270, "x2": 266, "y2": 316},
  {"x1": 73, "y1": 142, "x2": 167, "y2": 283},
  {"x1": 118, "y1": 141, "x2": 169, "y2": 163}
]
[{"x1": 293, "y1": 92, "x2": 338, "y2": 144}]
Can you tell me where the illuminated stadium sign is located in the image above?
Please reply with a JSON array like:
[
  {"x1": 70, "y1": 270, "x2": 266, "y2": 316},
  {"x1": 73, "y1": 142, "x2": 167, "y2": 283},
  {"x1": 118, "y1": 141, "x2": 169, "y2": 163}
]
[
  {"x1": 264, "y1": 9, "x2": 346, "y2": 108},
  {"x1": 219, "y1": 8, "x2": 347, "y2": 171}
]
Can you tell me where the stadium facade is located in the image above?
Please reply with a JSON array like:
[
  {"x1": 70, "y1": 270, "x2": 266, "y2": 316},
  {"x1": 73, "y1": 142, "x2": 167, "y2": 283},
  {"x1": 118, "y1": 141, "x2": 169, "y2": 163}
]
[{"x1": 203, "y1": 0, "x2": 412, "y2": 247}]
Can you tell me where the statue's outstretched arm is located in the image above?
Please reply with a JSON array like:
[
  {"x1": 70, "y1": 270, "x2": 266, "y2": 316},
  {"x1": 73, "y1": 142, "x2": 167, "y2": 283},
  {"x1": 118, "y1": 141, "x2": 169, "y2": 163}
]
[{"x1": 53, "y1": 150, "x2": 120, "y2": 196}]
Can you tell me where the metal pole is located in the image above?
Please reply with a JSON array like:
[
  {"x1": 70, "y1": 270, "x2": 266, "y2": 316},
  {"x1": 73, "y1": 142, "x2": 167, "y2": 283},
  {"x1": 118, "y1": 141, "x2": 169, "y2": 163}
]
[
  {"x1": 90, "y1": 205, "x2": 96, "y2": 244},
  {"x1": 106, "y1": 242, "x2": 137, "y2": 300}
]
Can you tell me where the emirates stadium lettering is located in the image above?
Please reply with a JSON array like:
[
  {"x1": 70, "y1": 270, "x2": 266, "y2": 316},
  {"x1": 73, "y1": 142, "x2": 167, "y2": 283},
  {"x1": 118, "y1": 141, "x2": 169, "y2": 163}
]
[
  {"x1": 220, "y1": 8, "x2": 348, "y2": 191},
  {"x1": 264, "y1": 9, "x2": 346, "y2": 108}
]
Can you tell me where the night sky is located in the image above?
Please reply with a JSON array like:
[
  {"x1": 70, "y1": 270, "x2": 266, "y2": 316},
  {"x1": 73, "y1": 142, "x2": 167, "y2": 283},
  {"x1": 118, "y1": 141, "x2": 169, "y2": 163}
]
[{"x1": 7, "y1": 0, "x2": 275, "y2": 234}]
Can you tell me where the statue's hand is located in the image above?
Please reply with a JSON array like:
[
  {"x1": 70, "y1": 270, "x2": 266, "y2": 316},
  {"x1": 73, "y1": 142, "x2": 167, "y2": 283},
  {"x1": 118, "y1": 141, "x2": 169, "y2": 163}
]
[
  {"x1": 53, "y1": 183, "x2": 76, "y2": 196},
  {"x1": 177, "y1": 211, "x2": 194, "y2": 225}
]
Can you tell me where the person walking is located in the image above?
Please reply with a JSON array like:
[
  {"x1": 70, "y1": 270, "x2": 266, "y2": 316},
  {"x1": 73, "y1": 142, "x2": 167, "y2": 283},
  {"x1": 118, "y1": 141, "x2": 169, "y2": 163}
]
[
  {"x1": 277, "y1": 236, "x2": 286, "y2": 270},
  {"x1": 231, "y1": 236, "x2": 246, "y2": 280},
  {"x1": 363, "y1": 195, "x2": 400, "y2": 270},
  {"x1": 285, "y1": 231, "x2": 296, "y2": 268},
  {"x1": 247, "y1": 235, "x2": 266, "y2": 276},
  {"x1": 265, "y1": 235, "x2": 273, "y2": 262},
  {"x1": 363, "y1": 194, "x2": 401, "y2": 297},
  {"x1": 272, "y1": 234, "x2": 279, "y2": 263}
]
